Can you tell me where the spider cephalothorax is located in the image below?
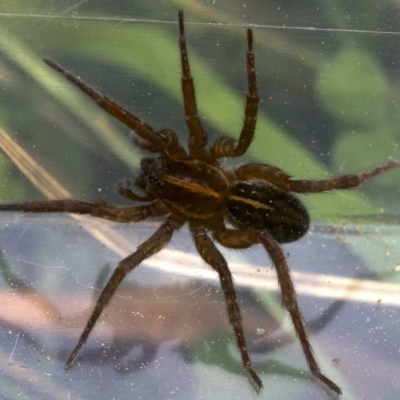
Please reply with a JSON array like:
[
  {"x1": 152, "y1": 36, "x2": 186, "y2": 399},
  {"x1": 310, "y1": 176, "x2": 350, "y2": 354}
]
[{"x1": 1, "y1": 9, "x2": 399, "y2": 396}]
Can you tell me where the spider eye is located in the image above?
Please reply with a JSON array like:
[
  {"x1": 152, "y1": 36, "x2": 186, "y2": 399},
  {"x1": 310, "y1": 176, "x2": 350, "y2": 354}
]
[{"x1": 227, "y1": 182, "x2": 310, "y2": 243}]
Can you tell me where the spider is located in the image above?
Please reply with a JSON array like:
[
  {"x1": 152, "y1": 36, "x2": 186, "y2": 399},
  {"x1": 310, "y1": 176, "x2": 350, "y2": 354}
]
[{"x1": 1, "y1": 9, "x2": 399, "y2": 396}]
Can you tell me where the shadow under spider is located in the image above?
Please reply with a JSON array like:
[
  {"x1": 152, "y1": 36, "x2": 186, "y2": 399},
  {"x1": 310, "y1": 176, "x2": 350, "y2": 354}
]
[{"x1": 0, "y1": 252, "x2": 344, "y2": 383}]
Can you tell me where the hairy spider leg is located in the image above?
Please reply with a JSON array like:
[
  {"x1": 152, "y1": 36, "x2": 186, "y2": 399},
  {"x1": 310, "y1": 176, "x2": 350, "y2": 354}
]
[
  {"x1": 213, "y1": 224, "x2": 342, "y2": 396},
  {"x1": 259, "y1": 233, "x2": 341, "y2": 395},
  {"x1": 190, "y1": 222, "x2": 263, "y2": 390},
  {"x1": 210, "y1": 27, "x2": 259, "y2": 158},
  {"x1": 65, "y1": 215, "x2": 184, "y2": 368},
  {"x1": 130, "y1": 129, "x2": 188, "y2": 159},
  {"x1": 43, "y1": 58, "x2": 177, "y2": 154},
  {"x1": 117, "y1": 183, "x2": 154, "y2": 202},
  {"x1": 178, "y1": 10, "x2": 208, "y2": 156},
  {"x1": 0, "y1": 199, "x2": 168, "y2": 223},
  {"x1": 234, "y1": 160, "x2": 400, "y2": 193},
  {"x1": 117, "y1": 180, "x2": 156, "y2": 202}
]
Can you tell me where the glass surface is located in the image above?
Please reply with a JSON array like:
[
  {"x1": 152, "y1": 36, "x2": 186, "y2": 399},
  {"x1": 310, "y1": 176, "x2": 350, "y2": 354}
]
[
  {"x1": 0, "y1": 1, "x2": 400, "y2": 399},
  {"x1": 0, "y1": 218, "x2": 400, "y2": 399}
]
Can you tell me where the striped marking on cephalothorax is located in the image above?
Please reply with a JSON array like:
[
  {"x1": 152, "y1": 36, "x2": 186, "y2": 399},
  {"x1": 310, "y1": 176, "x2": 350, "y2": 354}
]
[
  {"x1": 159, "y1": 158, "x2": 228, "y2": 199},
  {"x1": 160, "y1": 175, "x2": 221, "y2": 199}
]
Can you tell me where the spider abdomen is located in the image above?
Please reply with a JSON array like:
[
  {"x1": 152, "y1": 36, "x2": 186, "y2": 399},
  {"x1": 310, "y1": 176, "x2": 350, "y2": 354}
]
[
  {"x1": 227, "y1": 181, "x2": 310, "y2": 243},
  {"x1": 137, "y1": 157, "x2": 229, "y2": 220}
]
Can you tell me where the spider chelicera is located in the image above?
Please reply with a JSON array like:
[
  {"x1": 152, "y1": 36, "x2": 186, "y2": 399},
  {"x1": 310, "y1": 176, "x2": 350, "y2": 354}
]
[{"x1": 1, "y1": 9, "x2": 399, "y2": 396}]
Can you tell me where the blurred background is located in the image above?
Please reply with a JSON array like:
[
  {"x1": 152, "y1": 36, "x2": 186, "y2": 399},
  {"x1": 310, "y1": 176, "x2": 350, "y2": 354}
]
[
  {"x1": 0, "y1": 1, "x2": 400, "y2": 218},
  {"x1": 0, "y1": 1, "x2": 400, "y2": 399}
]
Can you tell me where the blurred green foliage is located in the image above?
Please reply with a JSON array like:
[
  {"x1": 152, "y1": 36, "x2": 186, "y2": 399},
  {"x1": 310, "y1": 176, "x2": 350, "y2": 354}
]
[{"x1": 0, "y1": 1, "x2": 399, "y2": 220}]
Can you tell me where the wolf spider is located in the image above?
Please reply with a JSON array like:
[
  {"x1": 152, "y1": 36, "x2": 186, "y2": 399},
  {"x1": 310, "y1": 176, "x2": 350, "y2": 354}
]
[{"x1": 1, "y1": 9, "x2": 399, "y2": 396}]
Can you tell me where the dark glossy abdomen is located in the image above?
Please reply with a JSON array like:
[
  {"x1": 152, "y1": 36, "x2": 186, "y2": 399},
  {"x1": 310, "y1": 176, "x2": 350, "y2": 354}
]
[{"x1": 227, "y1": 181, "x2": 310, "y2": 243}]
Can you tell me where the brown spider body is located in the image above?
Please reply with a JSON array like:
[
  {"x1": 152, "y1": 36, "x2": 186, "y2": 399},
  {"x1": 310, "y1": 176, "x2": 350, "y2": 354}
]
[
  {"x1": 137, "y1": 157, "x2": 230, "y2": 220},
  {"x1": 1, "y1": 9, "x2": 400, "y2": 396},
  {"x1": 138, "y1": 157, "x2": 310, "y2": 243}
]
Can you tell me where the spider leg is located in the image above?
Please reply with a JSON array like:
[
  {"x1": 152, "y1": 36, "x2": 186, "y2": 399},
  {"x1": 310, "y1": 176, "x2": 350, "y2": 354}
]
[
  {"x1": 65, "y1": 215, "x2": 184, "y2": 368},
  {"x1": 43, "y1": 58, "x2": 176, "y2": 153},
  {"x1": 117, "y1": 180, "x2": 155, "y2": 202},
  {"x1": 259, "y1": 232, "x2": 342, "y2": 396},
  {"x1": 210, "y1": 27, "x2": 259, "y2": 158},
  {"x1": 234, "y1": 160, "x2": 400, "y2": 193},
  {"x1": 233, "y1": 163, "x2": 291, "y2": 188},
  {"x1": 0, "y1": 199, "x2": 167, "y2": 222},
  {"x1": 130, "y1": 132, "x2": 165, "y2": 153},
  {"x1": 114, "y1": 191, "x2": 168, "y2": 218},
  {"x1": 178, "y1": 10, "x2": 208, "y2": 156},
  {"x1": 190, "y1": 222, "x2": 263, "y2": 390},
  {"x1": 213, "y1": 225, "x2": 341, "y2": 395},
  {"x1": 130, "y1": 129, "x2": 187, "y2": 159},
  {"x1": 288, "y1": 160, "x2": 400, "y2": 193},
  {"x1": 212, "y1": 223, "x2": 259, "y2": 249}
]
